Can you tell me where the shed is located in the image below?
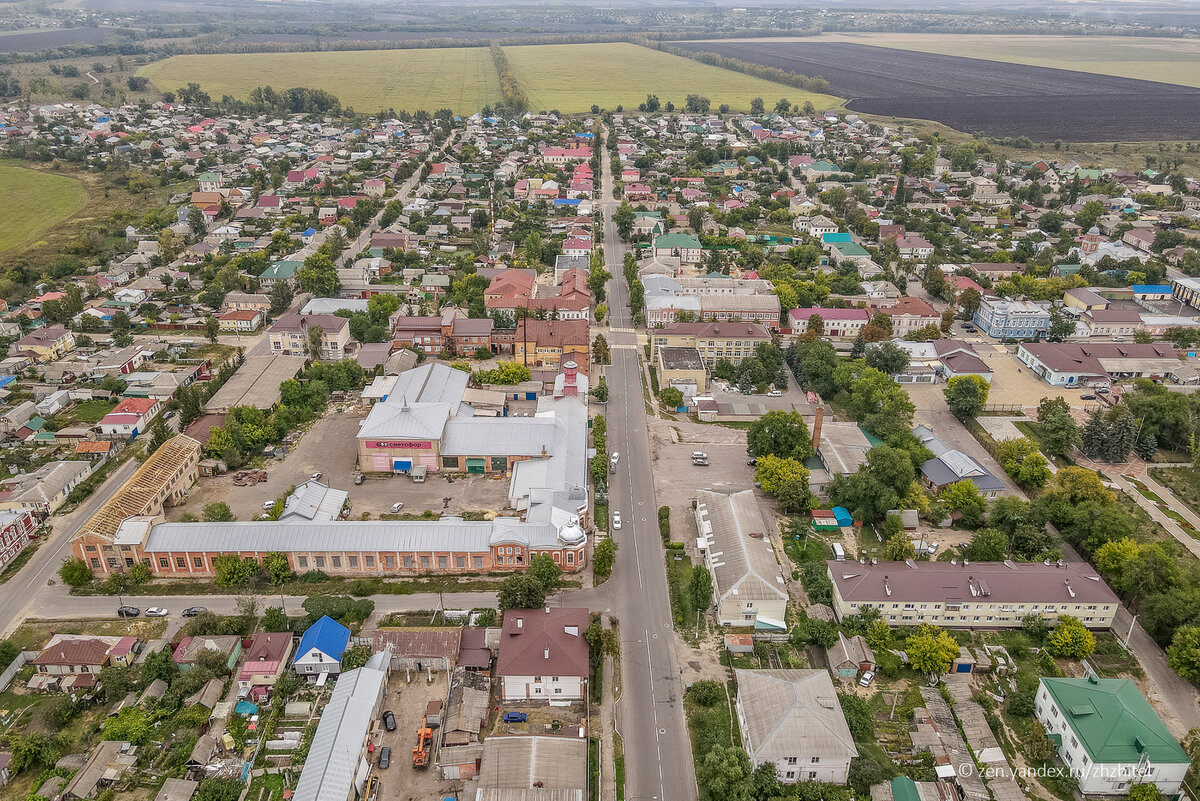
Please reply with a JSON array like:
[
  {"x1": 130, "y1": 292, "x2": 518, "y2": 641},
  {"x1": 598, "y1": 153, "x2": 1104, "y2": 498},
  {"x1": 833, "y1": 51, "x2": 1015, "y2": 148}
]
[
  {"x1": 724, "y1": 634, "x2": 754, "y2": 654},
  {"x1": 826, "y1": 633, "x2": 875, "y2": 679},
  {"x1": 372, "y1": 628, "x2": 460, "y2": 673},
  {"x1": 154, "y1": 779, "x2": 198, "y2": 801},
  {"x1": 952, "y1": 646, "x2": 992, "y2": 675},
  {"x1": 811, "y1": 510, "x2": 840, "y2": 531},
  {"x1": 831, "y1": 506, "x2": 854, "y2": 527}
]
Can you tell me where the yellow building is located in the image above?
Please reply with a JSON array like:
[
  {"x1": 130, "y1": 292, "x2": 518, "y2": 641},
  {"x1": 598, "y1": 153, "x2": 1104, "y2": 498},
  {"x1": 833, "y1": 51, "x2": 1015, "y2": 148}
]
[{"x1": 649, "y1": 322, "x2": 772, "y2": 369}]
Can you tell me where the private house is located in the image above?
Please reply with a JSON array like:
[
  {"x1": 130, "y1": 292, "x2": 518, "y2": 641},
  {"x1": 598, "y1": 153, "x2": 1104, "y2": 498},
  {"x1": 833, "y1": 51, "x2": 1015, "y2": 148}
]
[
  {"x1": 172, "y1": 635, "x2": 242, "y2": 672},
  {"x1": 30, "y1": 637, "x2": 113, "y2": 691},
  {"x1": 788, "y1": 308, "x2": 869, "y2": 339},
  {"x1": 1016, "y1": 342, "x2": 1180, "y2": 387},
  {"x1": 825, "y1": 633, "x2": 875, "y2": 679},
  {"x1": 1036, "y1": 677, "x2": 1189, "y2": 796},
  {"x1": 695, "y1": 490, "x2": 788, "y2": 630},
  {"x1": 217, "y1": 309, "x2": 265, "y2": 332},
  {"x1": 474, "y1": 736, "x2": 587, "y2": 796},
  {"x1": 268, "y1": 314, "x2": 351, "y2": 360},
  {"x1": 0, "y1": 509, "x2": 37, "y2": 572},
  {"x1": 814, "y1": 419, "x2": 872, "y2": 481},
  {"x1": 257, "y1": 261, "x2": 301, "y2": 288},
  {"x1": 220, "y1": 292, "x2": 271, "y2": 314},
  {"x1": 826, "y1": 560, "x2": 1119, "y2": 629},
  {"x1": 237, "y1": 632, "x2": 294, "y2": 697},
  {"x1": 292, "y1": 652, "x2": 391, "y2": 801},
  {"x1": 0, "y1": 460, "x2": 91, "y2": 515},
  {"x1": 293, "y1": 615, "x2": 351, "y2": 681},
  {"x1": 972, "y1": 296, "x2": 1050, "y2": 339},
  {"x1": 14, "y1": 327, "x2": 75, "y2": 363},
  {"x1": 392, "y1": 316, "x2": 446, "y2": 353},
  {"x1": 496, "y1": 607, "x2": 589, "y2": 702},
  {"x1": 98, "y1": 397, "x2": 162, "y2": 438},
  {"x1": 1083, "y1": 309, "x2": 1141, "y2": 338},
  {"x1": 372, "y1": 629, "x2": 461, "y2": 673},
  {"x1": 734, "y1": 670, "x2": 857, "y2": 785},
  {"x1": 508, "y1": 319, "x2": 589, "y2": 368},
  {"x1": 881, "y1": 297, "x2": 940, "y2": 336},
  {"x1": 921, "y1": 450, "x2": 1005, "y2": 499},
  {"x1": 61, "y1": 741, "x2": 138, "y2": 801}
]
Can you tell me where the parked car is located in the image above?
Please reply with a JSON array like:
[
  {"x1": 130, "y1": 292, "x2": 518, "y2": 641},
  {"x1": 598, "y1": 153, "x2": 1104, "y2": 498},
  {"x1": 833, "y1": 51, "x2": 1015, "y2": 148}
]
[
  {"x1": 859, "y1": 670, "x2": 876, "y2": 687},
  {"x1": 182, "y1": 606, "x2": 206, "y2": 617},
  {"x1": 311, "y1": 472, "x2": 322, "y2": 481},
  {"x1": 613, "y1": 511, "x2": 622, "y2": 530},
  {"x1": 117, "y1": 606, "x2": 140, "y2": 618},
  {"x1": 390, "y1": 501, "x2": 404, "y2": 514},
  {"x1": 1096, "y1": 387, "x2": 1110, "y2": 394},
  {"x1": 767, "y1": 390, "x2": 782, "y2": 397},
  {"x1": 382, "y1": 711, "x2": 396, "y2": 731},
  {"x1": 378, "y1": 746, "x2": 391, "y2": 769},
  {"x1": 263, "y1": 500, "x2": 275, "y2": 511},
  {"x1": 145, "y1": 607, "x2": 168, "y2": 617},
  {"x1": 131, "y1": 640, "x2": 145, "y2": 655},
  {"x1": 502, "y1": 712, "x2": 527, "y2": 723},
  {"x1": 1081, "y1": 394, "x2": 1097, "y2": 400},
  {"x1": 354, "y1": 474, "x2": 364, "y2": 485}
]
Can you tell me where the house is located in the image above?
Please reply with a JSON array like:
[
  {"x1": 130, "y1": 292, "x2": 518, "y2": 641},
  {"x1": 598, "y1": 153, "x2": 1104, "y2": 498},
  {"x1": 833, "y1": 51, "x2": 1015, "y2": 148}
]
[
  {"x1": 921, "y1": 450, "x2": 1005, "y2": 499},
  {"x1": 825, "y1": 633, "x2": 875, "y2": 679},
  {"x1": 98, "y1": 397, "x2": 162, "y2": 437},
  {"x1": 217, "y1": 309, "x2": 265, "y2": 332},
  {"x1": 475, "y1": 736, "x2": 586, "y2": 797},
  {"x1": 292, "y1": 652, "x2": 391, "y2": 801},
  {"x1": 826, "y1": 559, "x2": 1119, "y2": 629},
  {"x1": 788, "y1": 307, "x2": 869, "y2": 339},
  {"x1": 14, "y1": 327, "x2": 75, "y2": 363},
  {"x1": 695, "y1": 490, "x2": 788, "y2": 630},
  {"x1": 237, "y1": 632, "x2": 294, "y2": 696},
  {"x1": 257, "y1": 261, "x2": 301, "y2": 288},
  {"x1": 882, "y1": 296, "x2": 940, "y2": 336},
  {"x1": 372, "y1": 629, "x2": 461, "y2": 673},
  {"x1": 152, "y1": 779, "x2": 197, "y2": 801},
  {"x1": 172, "y1": 635, "x2": 242, "y2": 672},
  {"x1": 652, "y1": 232, "x2": 703, "y2": 265},
  {"x1": 0, "y1": 460, "x2": 91, "y2": 515},
  {"x1": 1017, "y1": 342, "x2": 1180, "y2": 386},
  {"x1": 815, "y1": 419, "x2": 872, "y2": 479},
  {"x1": 649, "y1": 322, "x2": 773, "y2": 368},
  {"x1": 734, "y1": 670, "x2": 858, "y2": 784},
  {"x1": 496, "y1": 607, "x2": 589, "y2": 702},
  {"x1": 0, "y1": 509, "x2": 37, "y2": 572},
  {"x1": 61, "y1": 741, "x2": 138, "y2": 801},
  {"x1": 293, "y1": 615, "x2": 351, "y2": 681},
  {"x1": 269, "y1": 314, "x2": 351, "y2": 360},
  {"x1": 972, "y1": 296, "x2": 1050, "y2": 339},
  {"x1": 31, "y1": 637, "x2": 112, "y2": 686},
  {"x1": 1036, "y1": 677, "x2": 1189, "y2": 796}
]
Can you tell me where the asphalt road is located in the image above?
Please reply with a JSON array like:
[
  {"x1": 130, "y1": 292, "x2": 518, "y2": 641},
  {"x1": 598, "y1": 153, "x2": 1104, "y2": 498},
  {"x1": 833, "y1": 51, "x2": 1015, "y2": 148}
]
[
  {"x1": 0, "y1": 457, "x2": 139, "y2": 637},
  {"x1": 585, "y1": 133, "x2": 697, "y2": 801}
]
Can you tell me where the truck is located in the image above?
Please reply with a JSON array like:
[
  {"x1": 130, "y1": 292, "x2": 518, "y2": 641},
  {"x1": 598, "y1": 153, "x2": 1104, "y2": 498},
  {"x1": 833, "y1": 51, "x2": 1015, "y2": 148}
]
[{"x1": 411, "y1": 718, "x2": 433, "y2": 769}]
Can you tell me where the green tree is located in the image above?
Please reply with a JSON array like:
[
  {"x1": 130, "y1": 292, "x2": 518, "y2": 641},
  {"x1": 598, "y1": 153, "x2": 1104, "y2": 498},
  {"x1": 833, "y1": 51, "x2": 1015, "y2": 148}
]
[
  {"x1": 307, "y1": 324, "x2": 325, "y2": 361},
  {"x1": 939, "y1": 481, "x2": 987, "y2": 528},
  {"x1": 102, "y1": 707, "x2": 151, "y2": 744},
  {"x1": 1047, "y1": 615, "x2": 1095, "y2": 659},
  {"x1": 963, "y1": 528, "x2": 1008, "y2": 561},
  {"x1": 212, "y1": 554, "x2": 260, "y2": 588},
  {"x1": 865, "y1": 341, "x2": 911, "y2": 375},
  {"x1": 139, "y1": 647, "x2": 177, "y2": 685},
  {"x1": 128, "y1": 562, "x2": 152, "y2": 585},
  {"x1": 750, "y1": 97, "x2": 765, "y2": 115},
  {"x1": 688, "y1": 565, "x2": 712, "y2": 613},
  {"x1": 613, "y1": 201, "x2": 635, "y2": 240},
  {"x1": 883, "y1": 532, "x2": 916, "y2": 561},
  {"x1": 269, "y1": 281, "x2": 293, "y2": 315},
  {"x1": 203, "y1": 315, "x2": 220, "y2": 343},
  {"x1": 746, "y1": 410, "x2": 814, "y2": 461},
  {"x1": 263, "y1": 552, "x2": 292, "y2": 585},
  {"x1": 528, "y1": 553, "x2": 561, "y2": 593},
  {"x1": 944, "y1": 374, "x2": 989, "y2": 420},
  {"x1": 754, "y1": 454, "x2": 809, "y2": 495},
  {"x1": 298, "y1": 252, "x2": 339, "y2": 296},
  {"x1": 592, "y1": 538, "x2": 616, "y2": 578},
  {"x1": 59, "y1": 557, "x2": 93, "y2": 588},
  {"x1": 660, "y1": 386, "x2": 684, "y2": 409},
  {"x1": 202, "y1": 502, "x2": 234, "y2": 522},
  {"x1": 1166, "y1": 625, "x2": 1200, "y2": 683},
  {"x1": 905, "y1": 624, "x2": 960, "y2": 681},
  {"x1": 1128, "y1": 785, "x2": 1166, "y2": 801},
  {"x1": 696, "y1": 745, "x2": 752, "y2": 801},
  {"x1": 261, "y1": 607, "x2": 290, "y2": 632},
  {"x1": 340, "y1": 645, "x2": 371, "y2": 672},
  {"x1": 498, "y1": 572, "x2": 547, "y2": 610},
  {"x1": 3, "y1": 731, "x2": 62, "y2": 773}
]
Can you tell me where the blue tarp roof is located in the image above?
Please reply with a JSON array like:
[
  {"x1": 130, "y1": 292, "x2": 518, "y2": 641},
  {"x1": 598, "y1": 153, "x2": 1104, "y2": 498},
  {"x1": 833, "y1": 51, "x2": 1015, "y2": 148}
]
[
  {"x1": 0, "y1": 376, "x2": 15, "y2": 389},
  {"x1": 301, "y1": 227, "x2": 317, "y2": 236},
  {"x1": 297, "y1": 615, "x2": 350, "y2": 660},
  {"x1": 832, "y1": 506, "x2": 853, "y2": 526},
  {"x1": 235, "y1": 700, "x2": 259, "y2": 716},
  {"x1": 553, "y1": 198, "x2": 582, "y2": 206}
]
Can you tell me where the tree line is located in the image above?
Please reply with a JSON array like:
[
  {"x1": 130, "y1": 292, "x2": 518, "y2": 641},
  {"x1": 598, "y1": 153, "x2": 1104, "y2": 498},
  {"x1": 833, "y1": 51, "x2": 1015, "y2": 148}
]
[{"x1": 490, "y1": 43, "x2": 528, "y2": 115}]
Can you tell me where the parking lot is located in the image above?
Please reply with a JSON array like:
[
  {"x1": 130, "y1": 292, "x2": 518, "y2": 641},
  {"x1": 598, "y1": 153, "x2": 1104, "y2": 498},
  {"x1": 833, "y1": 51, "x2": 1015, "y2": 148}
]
[
  {"x1": 376, "y1": 670, "x2": 454, "y2": 801},
  {"x1": 173, "y1": 407, "x2": 513, "y2": 522}
]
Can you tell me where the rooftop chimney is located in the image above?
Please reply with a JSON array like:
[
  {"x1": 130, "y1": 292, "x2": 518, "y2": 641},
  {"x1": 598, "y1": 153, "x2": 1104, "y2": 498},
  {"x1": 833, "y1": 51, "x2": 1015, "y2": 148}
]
[
  {"x1": 516, "y1": 617, "x2": 524, "y2": 629},
  {"x1": 544, "y1": 647, "x2": 550, "y2": 660},
  {"x1": 812, "y1": 406, "x2": 824, "y2": 452}
]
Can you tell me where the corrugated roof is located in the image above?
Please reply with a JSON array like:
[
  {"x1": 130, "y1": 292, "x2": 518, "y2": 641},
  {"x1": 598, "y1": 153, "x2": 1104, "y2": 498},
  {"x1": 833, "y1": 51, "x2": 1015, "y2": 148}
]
[
  {"x1": 442, "y1": 417, "x2": 556, "y2": 457},
  {"x1": 143, "y1": 519, "x2": 497, "y2": 553},
  {"x1": 695, "y1": 490, "x2": 787, "y2": 604},
  {"x1": 735, "y1": 669, "x2": 858, "y2": 764},
  {"x1": 1040, "y1": 677, "x2": 1189, "y2": 765}
]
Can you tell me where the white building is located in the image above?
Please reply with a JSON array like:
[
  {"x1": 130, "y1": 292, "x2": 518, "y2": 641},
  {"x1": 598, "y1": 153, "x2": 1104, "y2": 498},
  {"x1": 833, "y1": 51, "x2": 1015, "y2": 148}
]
[
  {"x1": 695, "y1": 489, "x2": 788, "y2": 630},
  {"x1": 1035, "y1": 677, "x2": 1189, "y2": 796}
]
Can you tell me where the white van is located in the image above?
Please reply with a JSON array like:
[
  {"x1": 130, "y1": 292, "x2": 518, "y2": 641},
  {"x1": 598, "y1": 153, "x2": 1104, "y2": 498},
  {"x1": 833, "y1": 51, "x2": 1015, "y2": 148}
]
[{"x1": 831, "y1": 542, "x2": 846, "y2": 561}]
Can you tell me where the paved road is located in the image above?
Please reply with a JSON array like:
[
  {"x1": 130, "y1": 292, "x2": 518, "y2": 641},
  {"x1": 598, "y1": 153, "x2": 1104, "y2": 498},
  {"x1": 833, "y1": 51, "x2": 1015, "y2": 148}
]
[
  {"x1": 0, "y1": 458, "x2": 139, "y2": 637},
  {"x1": 584, "y1": 131, "x2": 697, "y2": 801}
]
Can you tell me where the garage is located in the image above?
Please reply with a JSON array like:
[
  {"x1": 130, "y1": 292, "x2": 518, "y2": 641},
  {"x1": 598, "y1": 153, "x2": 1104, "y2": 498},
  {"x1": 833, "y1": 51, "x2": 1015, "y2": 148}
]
[{"x1": 466, "y1": 458, "x2": 486, "y2": 474}]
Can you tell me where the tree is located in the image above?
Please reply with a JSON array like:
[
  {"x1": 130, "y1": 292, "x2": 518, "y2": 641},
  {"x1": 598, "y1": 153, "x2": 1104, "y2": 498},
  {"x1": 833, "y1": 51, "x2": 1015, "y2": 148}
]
[
  {"x1": 528, "y1": 553, "x2": 561, "y2": 593},
  {"x1": 883, "y1": 532, "x2": 916, "y2": 561},
  {"x1": 939, "y1": 481, "x2": 987, "y2": 528},
  {"x1": 1166, "y1": 625, "x2": 1200, "y2": 683},
  {"x1": 775, "y1": 478, "x2": 813, "y2": 514},
  {"x1": 203, "y1": 315, "x2": 220, "y2": 343},
  {"x1": 59, "y1": 557, "x2": 93, "y2": 588},
  {"x1": 688, "y1": 565, "x2": 712, "y2": 613},
  {"x1": 212, "y1": 554, "x2": 260, "y2": 588},
  {"x1": 340, "y1": 645, "x2": 371, "y2": 672},
  {"x1": 298, "y1": 252, "x2": 339, "y2": 296},
  {"x1": 202, "y1": 502, "x2": 234, "y2": 522},
  {"x1": 129, "y1": 562, "x2": 152, "y2": 585},
  {"x1": 905, "y1": 624, "x2": 960, "y2": 681},
  {"x1": 696, "y1": 745, "x2": 752, "y2": 801},
  {"x1": 865, "y1": 342, "x2": 911, "y2": 376},
  {"x1": 996, "y1": 437, "x2": 1051, "y2": 488},
  {"x1": 746, "y1": 410, "x2": 813, "y2": 461},
  {"x1": 660, "y1": 386, "x2": 684, "y2": 409},
  {"x1": 754, "y1": 455, "x2": 809, "y2": 495},
  {"x1": 1047, "y1": 615, "x2": 1095, "y2": 659},
  {"x1": 473, "y1": 361, "x2": 532, "y2": 385},
  {"x1": 307, "y1": 324, "x2": 325, "y2": 361},
  {"x1": 963, "y1": 528, "x2": 1008, "y2": 561},
  {"x1": 498, "y1": 572, "x2": 547, "y2": 610},
  {"x1": 957, "y1": 288, "x2": 982, "y2": 320},
  {"x1": 269, "y1": 281, "x2": 293, "y2": 315},
  {"x1": 592, "y1": 334, "x2": 611, "y2": 365},
  {"x1": 1036, "y1": 396, "x2": 1080, "y2": 457},
  {"x1": 593, "y1": 538, "x2": 617, "y2": 578},
  {"x1": 613, "y1": 202, "x2": 635, "y2": 240},
  {"x1": 3, "y1": 731, "x2": 62, "y2": 773},
  {"x1": 750, "y1": 97, "x2": 765, "y2": 115},
  {"x1": 1128, "y1": 785, "x2": 1167, "y2": 801},
  {"x1": 944, "y1": 374, "x2": 989, "y2": 419},
  {"x1": 775, "y1": 97, "x2": 791, "y2": 114},
  {"x1": 263, "y1": 552, "x2": 292, "y2": 585},
  {"x1": 262, "y1": 607, "x2": 290, "y2": 632},
  {"x1": 140, "y1": 647, "x2": 177, "y2": 685},
  {"x1": 1046, "y1": 307, "x2": 1076, "y2": 342}
]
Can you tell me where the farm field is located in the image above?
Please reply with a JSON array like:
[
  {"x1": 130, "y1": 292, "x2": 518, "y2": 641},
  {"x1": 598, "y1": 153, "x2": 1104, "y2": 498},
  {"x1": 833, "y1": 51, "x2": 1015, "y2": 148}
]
[
  {"x1": 674, "y1": 39, "x2": 1200, "y2": 141},
  {"x1": 0, "y1": 26, "x2": 117, "y2": 51},
  {"x1": 138, "y1": 46, "x2": 503, "y2": 114},
  {"x1": 0, "y1": 163, "x2": 88, "y2": 254},
  {"x1": 503, "y1": 42, "x2": 841, "y2": 114},
  {"x1": 818, "y1": 33, "x2": 1200, "y2": 90}
]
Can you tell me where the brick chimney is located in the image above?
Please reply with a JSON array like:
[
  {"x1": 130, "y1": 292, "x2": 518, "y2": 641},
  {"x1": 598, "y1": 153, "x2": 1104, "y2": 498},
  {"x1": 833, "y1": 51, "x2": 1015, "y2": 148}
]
[{"x1": 812, "y1": 406, "x2": 824, "y2": 452}]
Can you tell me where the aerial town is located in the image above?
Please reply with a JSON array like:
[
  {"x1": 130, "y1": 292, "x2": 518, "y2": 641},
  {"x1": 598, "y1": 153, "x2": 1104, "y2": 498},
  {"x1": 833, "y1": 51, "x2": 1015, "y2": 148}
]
[{"x1": 2, "y1": 7, "x2": 1200, "y2": 801}]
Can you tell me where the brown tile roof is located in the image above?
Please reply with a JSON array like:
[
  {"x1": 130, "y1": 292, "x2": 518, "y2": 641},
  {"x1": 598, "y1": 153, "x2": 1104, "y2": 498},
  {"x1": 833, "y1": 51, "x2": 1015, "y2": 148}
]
[
  {"x1": 496, "y1": 608, "x2": 589, "y2": 679},
  {"x1": 33, "y1": 638, "x2": 111, "y2": 667}
]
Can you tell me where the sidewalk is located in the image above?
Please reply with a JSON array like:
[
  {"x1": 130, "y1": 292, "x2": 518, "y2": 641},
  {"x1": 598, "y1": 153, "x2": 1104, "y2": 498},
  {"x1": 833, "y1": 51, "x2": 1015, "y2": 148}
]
[{"x1": 1109, "y1": 474, "x2": 1200, "y2": 560}]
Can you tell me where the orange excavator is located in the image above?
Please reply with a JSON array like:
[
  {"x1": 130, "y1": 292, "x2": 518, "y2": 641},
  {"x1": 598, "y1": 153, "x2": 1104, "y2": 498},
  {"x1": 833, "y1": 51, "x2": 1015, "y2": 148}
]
[{"x1": 411, "y1": 718, "x2": 433, "y2": 769}]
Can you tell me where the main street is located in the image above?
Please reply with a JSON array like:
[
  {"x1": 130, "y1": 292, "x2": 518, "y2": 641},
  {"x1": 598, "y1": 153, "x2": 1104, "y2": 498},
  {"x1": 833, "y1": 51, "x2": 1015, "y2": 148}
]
[{"x1": 583, "y1": 130, "x2": 698, "y2": 801}]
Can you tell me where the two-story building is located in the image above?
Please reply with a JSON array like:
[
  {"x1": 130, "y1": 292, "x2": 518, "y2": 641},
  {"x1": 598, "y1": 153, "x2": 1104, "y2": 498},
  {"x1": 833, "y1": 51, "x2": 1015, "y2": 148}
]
[
  {"x1": 972, "y1": 296, "x2": 1050, "y2": 339},
  {"x1": 269, "y1": 314, "x2": 351, "y2": 360},
  {"x1": 650, "y1": 322, "x2": 772, "y2": 368},
  {"x1": 496, "y1": 607, "x2": 589, "y2": 702}
]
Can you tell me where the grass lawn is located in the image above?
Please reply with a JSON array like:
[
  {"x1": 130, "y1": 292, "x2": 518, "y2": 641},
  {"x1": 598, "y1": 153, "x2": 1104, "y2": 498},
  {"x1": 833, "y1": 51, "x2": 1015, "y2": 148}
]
[
  {"x1": 0, "y1": 539, "x2": 41, "y2": 585},
  {"x1": 1149, "y1": 467, "x2": 1200, "y2": 520},
  {"x1": 138, "y1": 47, "x2": 503, "y2": 115},
  {"x1": 504, "y1": 42, "x2": 843, "y2": 113},
  {"x1": 68, "y1": 399, "x2": 118, "y2": 424},
  {"x1": 818, "y1": 33, "x2": 1200, "y2": 88},
  {"x1": 10, "y1": 617, "x2": 167, "y2": 651},
  {"x1": 0, "y1": 163, "x2": 87, "y2": 254}
]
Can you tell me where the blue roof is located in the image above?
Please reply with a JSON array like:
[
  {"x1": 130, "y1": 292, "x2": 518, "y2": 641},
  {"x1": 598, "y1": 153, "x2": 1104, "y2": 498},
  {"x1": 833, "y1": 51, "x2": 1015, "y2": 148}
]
[
  {"x1": 1132, "y1": 285, "x2": 1172, "y2": 293},
  {"x1": 296, "y1": 615, "x2": 350, "y2": 660},
  {"x1": 553, "y1": 198, "x2": 582, "y2": 206},
  {"x1": 832, "y1": 506, "x2": 854, "y2": 526},
  {"x1": 301, "y1": 227, "x2": 317, "y2": 236},
  {"x1": 0, "y1": 376, "x2": 14, "y2": 389},
  {"x1": 822, "y1": 232, "x2": 852, "y2": 243},
  {"x1": 235, "y1": 700, "x2": 259, "y2": 716}
]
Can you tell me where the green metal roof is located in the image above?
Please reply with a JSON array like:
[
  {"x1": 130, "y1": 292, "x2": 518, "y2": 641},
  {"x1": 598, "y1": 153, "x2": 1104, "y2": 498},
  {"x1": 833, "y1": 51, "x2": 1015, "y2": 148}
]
[
  {"x1": 1040, "y1": 678, "x2": 1189, "y2": 765},
  {"x1": 834, "y1": 243, "x2": 870, "y2": 258},
  {"x1": 654, "y1": 233, "x2": 702, "y2": 249},
  {"x1": 890, "y1": 776, "x2": 920, "y2": 801}
]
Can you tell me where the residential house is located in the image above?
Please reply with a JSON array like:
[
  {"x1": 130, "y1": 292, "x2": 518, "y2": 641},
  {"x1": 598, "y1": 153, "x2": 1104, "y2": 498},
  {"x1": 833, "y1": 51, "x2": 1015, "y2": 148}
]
[
  {"x1": 31, "y1": 637, "x2": 113, "y2": 689},
  {"x1": 695, "y1": 490, "x2": 788, "y2": 630},
  {"x1": 921, "y1": 449, "x2": 1005, "y2": 499},
  {"x1": 788, "y1": 307, "x2": 869, "y2": 339},
  {"x1": 220, "y1": 293, "x2": 271, "y2": 314},
  {"x1": 172, "y1": 635, "x2": 242, "y2": 672},
  {"x1": 237, "y1": 632, "x2": 294, "y2": 698},
  {"x1": 98, "y1": 397, "x2": 162, "y2": 438},
  {"x1": 0, "y1": 509, "x2": 37, "y2": 572},
  {"x1": 257, "y1": 261, "x2": 301, "y2": 288},
  {"x1": 1035, "y1": 677, "x2": 1189, "y2": 796},
  {"x1": 61, "y1": 741, "x2": 138, "y2": 801},
  {"x1": 1082, "y1": 309, "x2": 1141, "y2": 338},
  {"x1": 14, "y1": 327, "x2": 75, "y2": 363},
  {"x1": 734, "y1": 670, "x2": 858, "y2": 784},
  {"x1": 392, "y1": 315, "x2": 445, "y2": 353},
  {"x1": 653, "y1": 233, "x2": 703, "y2": 265},
  {"x1": 269, "y1": 314, "x2": 351, "y2": 360},
  {"x1": 0, "y1": 460, "x2": 91, "y2": 515},
  {"x1": 217, "y1": 309, "x2": 265, "y2": 332},
  {"x1": 293, "y1": 615, "x2": 351, "y2": 681},
  {"x1": 881, "y1": 296, "x2": 940, "y2": 336},
  {"x1": 496, "y1": 607, "x2": 589, "y2": 702}
]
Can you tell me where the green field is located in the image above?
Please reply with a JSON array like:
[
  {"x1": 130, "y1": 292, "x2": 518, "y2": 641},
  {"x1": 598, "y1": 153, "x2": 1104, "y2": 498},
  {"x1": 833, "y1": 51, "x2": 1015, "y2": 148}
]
[
  {"x1": 138, "y1": 46, "x2": 503, "y2": 114},
  {"x1": 504, "y1": 42, "x2": 841, "y2": 113},
  {"x1": 0, "y1": 163, "x2": 88, "y2": 254},
  {"x1": 820, "y1": 33, "x2": 1200, "y2": 88}
]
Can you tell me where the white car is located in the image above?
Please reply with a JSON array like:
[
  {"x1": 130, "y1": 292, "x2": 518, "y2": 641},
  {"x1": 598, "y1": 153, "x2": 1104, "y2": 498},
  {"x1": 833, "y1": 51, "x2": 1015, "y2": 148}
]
[
  {"x1": 145, "y1": 607, "x2": 168, "y2": 618},
  {"x1": 767, "y1": 390, "x2": 783, "y2": 397},
  {"x1": 311, "y1": 472, "x2": 322, "y2": 481},
  {"x1": 263, "y1": 500, "x2": 275, "y2": 510},
  {"x1": 390, "y1": 501, "x2": 404, "y2": 513},
  {"x1": 612, "y1": 511, "x2": 622, "y2": 530}
]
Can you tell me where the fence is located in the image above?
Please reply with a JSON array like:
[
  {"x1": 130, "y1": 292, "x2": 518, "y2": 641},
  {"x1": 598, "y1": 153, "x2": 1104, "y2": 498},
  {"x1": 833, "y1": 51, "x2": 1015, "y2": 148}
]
[
  {"x1": 0, "y1": 651, "x2": 40, "y2": 693},
  {"x1": 981, "y1": 404, "x2": 1023, "y2": 413}
]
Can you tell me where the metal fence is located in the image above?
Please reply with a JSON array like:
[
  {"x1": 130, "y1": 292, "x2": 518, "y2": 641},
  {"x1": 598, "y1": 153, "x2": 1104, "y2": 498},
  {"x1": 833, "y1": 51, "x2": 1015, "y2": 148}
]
[{"x1": 0, "y1": 651, "x2": 40, "y2": 693}]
